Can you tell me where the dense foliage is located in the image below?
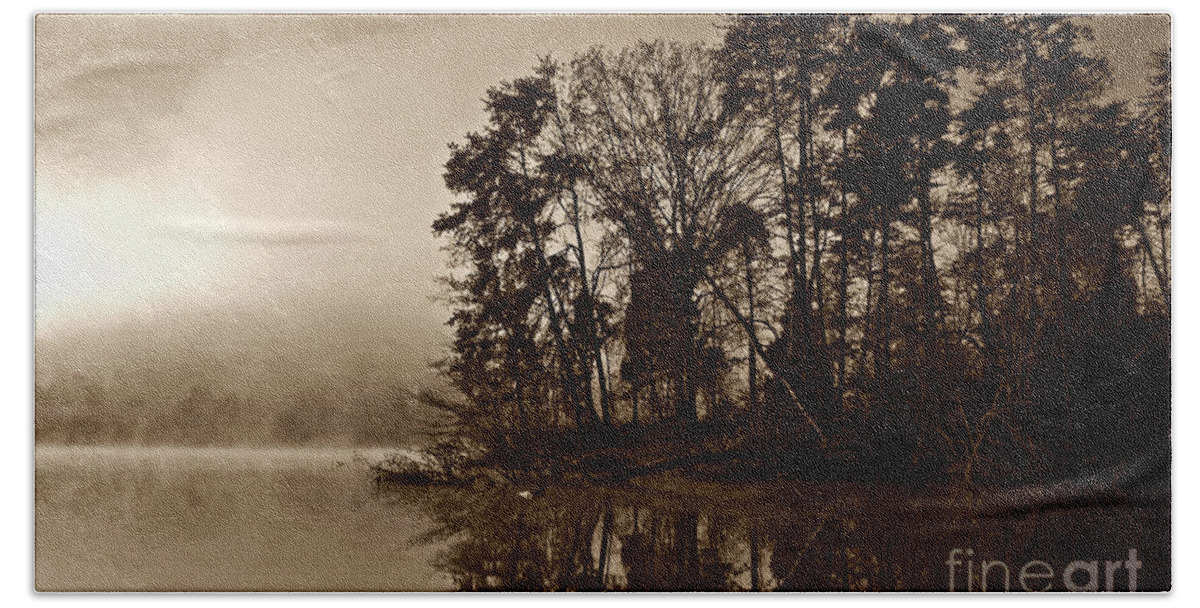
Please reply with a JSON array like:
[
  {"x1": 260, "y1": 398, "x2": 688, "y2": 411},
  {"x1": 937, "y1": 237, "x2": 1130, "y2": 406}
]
[{"x1": 433, "y1": 15, "x2": 1170, "y2": 485}]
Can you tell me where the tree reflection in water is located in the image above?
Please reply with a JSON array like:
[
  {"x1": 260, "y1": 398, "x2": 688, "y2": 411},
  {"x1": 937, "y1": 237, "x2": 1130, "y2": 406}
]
[{"x1": 399, "y1": 482, "x2": 1168, "y2": 592}]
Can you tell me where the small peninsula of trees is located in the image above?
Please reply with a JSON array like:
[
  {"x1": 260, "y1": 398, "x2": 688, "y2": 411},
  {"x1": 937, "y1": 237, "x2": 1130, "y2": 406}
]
[{"x1": 432, "y1": 15, "x2": 1170, "y2": 486}]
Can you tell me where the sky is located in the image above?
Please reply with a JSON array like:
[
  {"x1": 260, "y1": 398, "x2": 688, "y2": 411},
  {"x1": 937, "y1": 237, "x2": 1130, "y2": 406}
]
[
  {"x1": 34, "y1": 14, "x2": 725, "y2": 391},
  {"x1": 33, "y1": 14, "x2": 1169, "y2": 393}
]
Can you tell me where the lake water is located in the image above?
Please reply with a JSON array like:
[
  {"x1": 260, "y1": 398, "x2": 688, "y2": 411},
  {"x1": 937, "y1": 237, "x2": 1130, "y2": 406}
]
[
  {"x1": 35, "y1": 445, "x2": 1170, "y2": 592},
  {"x1": 35, "y1": 445, "x2": 453, "y2": 591}
]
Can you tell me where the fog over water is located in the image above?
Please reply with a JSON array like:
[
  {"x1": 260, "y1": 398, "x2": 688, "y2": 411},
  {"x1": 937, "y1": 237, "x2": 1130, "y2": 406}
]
[
  {"x1": 32, "y1": 14, "x2": 1171, "y2": 592},
  {"x1": 35, "y1": 445, "x2": 452, "y2": 591}
]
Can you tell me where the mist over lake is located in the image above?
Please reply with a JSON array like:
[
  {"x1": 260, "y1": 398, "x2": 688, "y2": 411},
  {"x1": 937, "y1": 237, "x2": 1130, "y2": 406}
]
[
  {"x1": 34, "y1": 13, "x2": 1170, "y2": 592},
  {"x1": 35, "y1": 445, "x2": 451, "y2": 591}
]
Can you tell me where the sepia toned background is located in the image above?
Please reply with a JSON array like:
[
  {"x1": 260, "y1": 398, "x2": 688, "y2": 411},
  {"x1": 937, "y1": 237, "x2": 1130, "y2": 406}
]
[
  {"x1": 35, "y1": 14, "x2": 1166, "y2": 423},
  {"x1": 33, "y1": 13, "x2": 1170, "y2": 592},
  {"x1": 36, "y1": 15, "x2": 727, "y2": 409}
]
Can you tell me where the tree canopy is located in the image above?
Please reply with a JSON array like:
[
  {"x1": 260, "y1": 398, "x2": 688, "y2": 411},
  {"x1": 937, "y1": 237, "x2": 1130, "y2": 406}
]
[{"x1": 432, "y1": 15, "x2": 1170, "y2": 486}]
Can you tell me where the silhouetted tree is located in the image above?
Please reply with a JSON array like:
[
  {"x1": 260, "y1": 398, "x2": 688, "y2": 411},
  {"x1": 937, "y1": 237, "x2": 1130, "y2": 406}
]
[{"x1": 430, "y1": 14, "x2": 1169, "y2": 486}]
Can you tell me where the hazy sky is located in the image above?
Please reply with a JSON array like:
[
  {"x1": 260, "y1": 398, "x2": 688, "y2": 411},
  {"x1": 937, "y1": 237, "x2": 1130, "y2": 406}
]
[
  {"x1": 34, "y1": 14, "x2": 1168, "y2": 389},
  {"x1": 34, "y1": 14, "x2": 726, "y2": 388}
]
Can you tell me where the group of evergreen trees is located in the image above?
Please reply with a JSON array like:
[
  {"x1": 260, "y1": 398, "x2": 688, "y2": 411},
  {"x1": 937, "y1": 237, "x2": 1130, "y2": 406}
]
[{"x1": 432, "y1": 15, "x2": 1170, "y2": 483}]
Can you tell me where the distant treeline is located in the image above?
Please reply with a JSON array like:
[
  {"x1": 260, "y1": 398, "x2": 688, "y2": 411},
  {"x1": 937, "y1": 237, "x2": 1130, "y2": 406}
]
[
  {"x1": 35, "y1": 374, "x2": 438, "y2": 447},
  {"x1": 432, "y1": 15, "x2": 1170, "y2": 484}
]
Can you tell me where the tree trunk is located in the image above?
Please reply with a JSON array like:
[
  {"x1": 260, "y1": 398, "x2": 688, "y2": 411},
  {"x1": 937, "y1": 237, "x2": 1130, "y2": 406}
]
[
  {"x1": 568, "y1": 186, "x2": 613, "y2": 426},
  {"x1": 838, "y1": 127, "x2": 852, "y2": 389},
  {"x1": 744, "y1": 241, "x2": 758, "y2": 413},
  {"x1": 701, "y1": 269, "x2": 825, "y2": 442}
]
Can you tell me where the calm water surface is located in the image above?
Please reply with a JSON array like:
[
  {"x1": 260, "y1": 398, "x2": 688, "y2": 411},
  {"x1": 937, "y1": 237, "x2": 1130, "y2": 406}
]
[
  {"x1": 35, "y1": 445, "x2": 1169, "y2": 591},
  {"x1": 36, "y1": 445, "x2": 453, "y2": 591}
]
